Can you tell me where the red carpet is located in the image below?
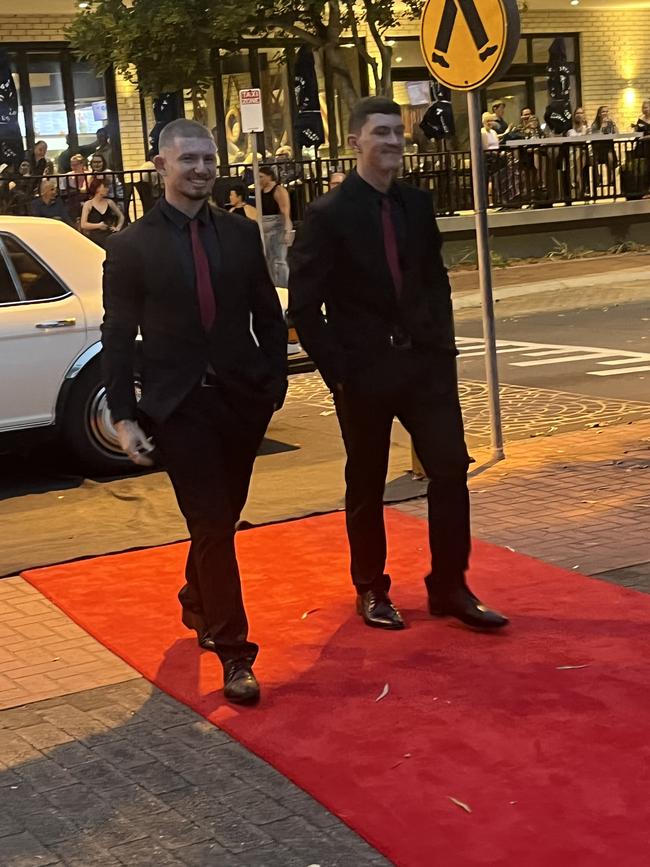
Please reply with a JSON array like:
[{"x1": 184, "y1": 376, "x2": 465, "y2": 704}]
[{"x1": 23, "y1": 510, "x2": 650, "y2": 866}]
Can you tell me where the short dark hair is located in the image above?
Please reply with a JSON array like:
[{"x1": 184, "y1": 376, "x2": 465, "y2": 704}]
[
  {"x1": 259, "y1": 165, "x2": 276, "y2": 180},
  {"x1": 229, "y1": 182, "x2": 246, "y2": 201},
  {"x1": 159, "y1": 119, "x2": 214, "y2": 151},
  {"x1": 349, "y1": 97, "x2": 401, "y2": 134},
  {"x1": 491, "y1": 101, "x2": 505, "y2": 111}
]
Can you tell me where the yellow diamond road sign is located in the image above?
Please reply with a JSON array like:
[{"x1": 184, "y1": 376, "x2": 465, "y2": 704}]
[{"x1": 420, "y1": 0, "x2": 520, "y2": 91}]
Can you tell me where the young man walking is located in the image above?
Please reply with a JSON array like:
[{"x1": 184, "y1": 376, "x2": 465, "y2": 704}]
[
  {"x1": 289, "y1": 97, "x2": 508, "y2": 633},
  {"x1": 102, "y1": 119, "x2": 287, "y2": 702}
]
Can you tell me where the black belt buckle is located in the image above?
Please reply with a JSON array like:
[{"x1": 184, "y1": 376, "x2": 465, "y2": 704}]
[{"x1": 389, "y1": 332, "x2": 412, "y2": 351}]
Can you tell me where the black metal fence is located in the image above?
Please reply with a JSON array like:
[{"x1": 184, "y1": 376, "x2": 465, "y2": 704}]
[{"x1": 1, "y1": 136, "x2": 648, "y2": 225}]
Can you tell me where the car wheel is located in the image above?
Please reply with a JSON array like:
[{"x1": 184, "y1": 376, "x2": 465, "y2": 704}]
[{"x1": 61, "y1": 358, "x2": 143, "y2": 476}]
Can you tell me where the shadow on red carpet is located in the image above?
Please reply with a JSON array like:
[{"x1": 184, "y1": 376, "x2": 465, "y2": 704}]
[{"x1": 23, "y1": 509, "x2": 650, "y2": 867}]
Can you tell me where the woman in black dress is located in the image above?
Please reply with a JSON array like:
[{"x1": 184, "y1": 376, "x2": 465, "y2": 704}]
[{"x1": 80, "y1": 177, "x2": 124, "y2": 248}]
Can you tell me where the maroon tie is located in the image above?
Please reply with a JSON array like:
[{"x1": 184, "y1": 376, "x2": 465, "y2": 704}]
[
  {"x1": 189, "y1": 219, "x2": 216, "y2": 331},
  {"x1": 381, "y1": 196, "x2": 403, "y2": 299}
]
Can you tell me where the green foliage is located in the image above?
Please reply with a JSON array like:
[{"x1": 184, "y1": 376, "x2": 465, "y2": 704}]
[
  {"x1": 67, "y1": 0, "x2": 256, "y2": 97},
  {"x1": 67, "y1": 0, "x2": 419, "y2": 99}
]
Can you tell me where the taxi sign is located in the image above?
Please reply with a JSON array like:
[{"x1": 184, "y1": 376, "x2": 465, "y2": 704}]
[
  {"x1": 420, "y1": 0, "x2": 520, "y2": 91},
  {"x1": 239, "y1": 88, "x2": 264, "y2": 133}
]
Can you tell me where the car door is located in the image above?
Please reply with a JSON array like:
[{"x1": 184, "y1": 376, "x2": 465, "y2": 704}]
[{"x1": 0, "y1": 233, "x2": 86, "y2": 432}]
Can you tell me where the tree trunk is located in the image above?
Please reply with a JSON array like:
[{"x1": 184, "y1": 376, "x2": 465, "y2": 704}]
[{"x1": 322, "y1": 49, "x2": 339, "y2": 159}]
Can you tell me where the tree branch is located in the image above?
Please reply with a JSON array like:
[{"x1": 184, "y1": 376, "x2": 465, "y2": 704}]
[{"x1": 262, "y1": 17, "x2": 323, "y2": 47}]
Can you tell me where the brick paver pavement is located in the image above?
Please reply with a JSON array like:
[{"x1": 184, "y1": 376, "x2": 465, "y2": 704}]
[
  {"x1": 398, "y1": 418, "x2": 650, "y2": 581},
  {"x1": 1, "y1": 419, "x2": 649, "y2": 865},
  {"x1": 0, "y1": 578, "x2": 139, "y2": 711}
]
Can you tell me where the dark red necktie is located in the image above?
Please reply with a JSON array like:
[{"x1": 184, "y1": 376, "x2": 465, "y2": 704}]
[
  {"x1": 189, "y1": 219, "x2": 216, "y2": 331},
  {"x1": 381, "y1": 196, "x2": 403, "y2": 299}
]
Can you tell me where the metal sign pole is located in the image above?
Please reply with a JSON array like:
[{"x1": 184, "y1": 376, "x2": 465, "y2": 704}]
[
  {"x1": 466, "y1": 90, "x2": 504, "y2": 460},
  {"x1": 250, "y1": 134, "x2": 265, "y2": 255}
]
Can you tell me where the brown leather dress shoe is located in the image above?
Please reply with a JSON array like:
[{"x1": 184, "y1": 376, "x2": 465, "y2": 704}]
[
  {"x1": 356, "y1": 590, "x2": 405, "y2": 630},
  {"x1": 223, "y1": 659, "x2": 260, "y2": 704}
]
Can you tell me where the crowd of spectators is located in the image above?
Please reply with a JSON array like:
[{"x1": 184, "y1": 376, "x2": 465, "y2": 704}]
[
  {"x1": 0, "y1": 127, "x2": 126, "y2": 246},
  {"x1": 480, "y1": 99, "x2": 650, "y2": 206}
]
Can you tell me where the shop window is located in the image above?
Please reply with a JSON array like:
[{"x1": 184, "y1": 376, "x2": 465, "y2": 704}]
[
  {"x1": 5, "y1": 45, "x2": 118, "y2": 168},
  {"x1": 72, "y1": 60, "x2": 109, "y2": 152},
  {"x1": 27, "y1": 53, "x2": 69, "y2": 162}
]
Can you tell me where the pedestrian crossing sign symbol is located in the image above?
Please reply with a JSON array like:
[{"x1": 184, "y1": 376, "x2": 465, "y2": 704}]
[{"x1": 420, "y1": 0, "x2": 520, "y2": 91}]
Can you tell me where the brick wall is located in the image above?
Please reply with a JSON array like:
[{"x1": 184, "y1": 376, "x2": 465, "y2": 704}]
[
  {"x1": 372, "y1": 8, "x2": 650, "y2": 129},
  {"x1": 0, "y1": 15, "x2": 146, "y2": 168},
  {"x1": 519, "y1": 9, "x2": 650, "y2": 130}
]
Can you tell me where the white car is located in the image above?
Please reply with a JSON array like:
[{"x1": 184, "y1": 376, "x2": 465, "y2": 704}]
[{"x1": 0, "y1": 217, "x2": 308, "y2": 475}]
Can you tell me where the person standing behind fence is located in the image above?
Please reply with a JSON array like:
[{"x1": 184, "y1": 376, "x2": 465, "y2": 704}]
[
  {"x1": 633, "y1": 100, "x2": 650, "y2": 159},
  {"x1": 566, "y1": 108, "x2": 590, "y2": 199},
  {"x1": 288, "y1": 96, "x2": 508, "y2": 635},
  {"x1": 259, "y1": 165, "x2": 292, "y2": 287},
  {"x1": 591, "y1": 106, "x2": 619, "y2": 188},
  {"x1": 228, "y1": 182, "x2": 258, "y2": 220},
  {"x1": 30, "y1": 179, "x2": 73, "y2": 225},
  {"x1": 27, "y1": 140, "x2": 48, "y2": 176},
  {"x1": 81, "y1": 178, "x2": 124, "y2": 247}
]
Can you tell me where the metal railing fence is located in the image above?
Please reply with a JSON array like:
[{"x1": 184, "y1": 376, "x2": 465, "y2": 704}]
[{"x1": 1, "y1": 135, "x2": 648, "y2": 225}]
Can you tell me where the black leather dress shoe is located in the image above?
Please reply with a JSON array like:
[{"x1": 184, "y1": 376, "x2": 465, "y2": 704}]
[
  {"x1": 428, "y1": 586, "x2": 509, "y2": 630},
  {"x1": 181, "y1": 609, "x2": 216, "y2": 651},
  {"x1": 223, "y1": 659, "x2": 260, "y2": 704},
  {"x1": 356, "y1": 590, "x2": 405, "y2": 630}
]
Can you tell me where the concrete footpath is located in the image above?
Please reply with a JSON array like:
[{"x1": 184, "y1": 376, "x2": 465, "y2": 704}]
[
  {"x1": 1, "y1": 415, "x2": 649, "y2": 865},
  {"x1": 450, "y1": 250, "x2": 650, "y2": 313}
]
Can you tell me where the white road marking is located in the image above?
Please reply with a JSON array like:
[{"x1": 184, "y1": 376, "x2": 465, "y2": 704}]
[
  {"x1": 590, "y1": 365, "x2": 650, "y2": 376},
  {"x1": 456, "y1": 336, "x2": 650, "y2": 377}
]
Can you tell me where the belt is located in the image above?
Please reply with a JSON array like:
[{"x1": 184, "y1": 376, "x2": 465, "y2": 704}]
[{"x1": 200, "y1": 371, "x2": 219, "y2": 387}]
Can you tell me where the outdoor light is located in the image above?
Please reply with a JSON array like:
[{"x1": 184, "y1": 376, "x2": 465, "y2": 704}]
[
  {"x1": 570, "y1": 0, "x2": 579, "y2": 6},
  {"x1": 395, "y1": 56, "x2": 403, "y2": 63}
]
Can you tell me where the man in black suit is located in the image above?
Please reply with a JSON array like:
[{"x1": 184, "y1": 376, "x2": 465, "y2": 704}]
[
  {"x1": 289, "y1": 97, "x2": 508, "y2": 633},
  {"x1": 102, "y1": 119, "x2": 287, "y2": 703}
]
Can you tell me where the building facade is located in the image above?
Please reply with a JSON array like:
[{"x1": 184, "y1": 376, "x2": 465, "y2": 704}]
[{"x1": 2, "y1": 4, "x2": 650, "y2": 170}]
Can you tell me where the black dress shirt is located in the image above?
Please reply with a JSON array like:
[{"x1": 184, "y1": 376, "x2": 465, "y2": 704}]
[
  {"x1": 346, "y1": 169, "x2": 407, "y2": 278},
  {"x1": 158, "y1": 197, "x2": 220, "y2": 305}
]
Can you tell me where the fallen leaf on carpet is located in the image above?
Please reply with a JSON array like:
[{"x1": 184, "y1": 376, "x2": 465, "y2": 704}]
[
  {"x1": 509, "y1": 801, "x2": 517, "y2": 806},
  {"x1": 556, "y1": 664, "x2": 590, "y2": 670},
  {"x1": 505, "y1": 546, "x2": 516, "y2": 552},
  {"x1": 448, "y1": 796, "x2": 472, "y2": 813},
  {"x1": 301, "y1": 608, "x2": 321, "y2": 620},
  {"x1": 376, "y1": 683, "x2": 390, "y2": 702},
  {"x1": 404, "y1": 753, "x2": 412, "y2": 758},
  {"x1": 572, "y1": 565, "x2": 580, "y2": 570}
]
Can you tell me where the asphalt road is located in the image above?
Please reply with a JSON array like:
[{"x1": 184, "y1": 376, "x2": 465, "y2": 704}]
[{"x1": 457, "y1": 300, "x2": 650, "y2": 403}]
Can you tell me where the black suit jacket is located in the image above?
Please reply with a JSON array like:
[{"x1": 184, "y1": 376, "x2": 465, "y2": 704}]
[
  {"x1": 101, "y1": 200, "x2": 288, "y2": 424},
  {"x1": 287, "y1": 172, "x2": 456, "y2": 391}
]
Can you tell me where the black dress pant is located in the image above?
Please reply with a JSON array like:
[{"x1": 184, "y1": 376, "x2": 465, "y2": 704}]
[
  {"x1": 334, "y1": 349, "x2": 471, "y2": 597},
  {"x1": 148, "y1": 383, "x2": 273, "y2": 664}
]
